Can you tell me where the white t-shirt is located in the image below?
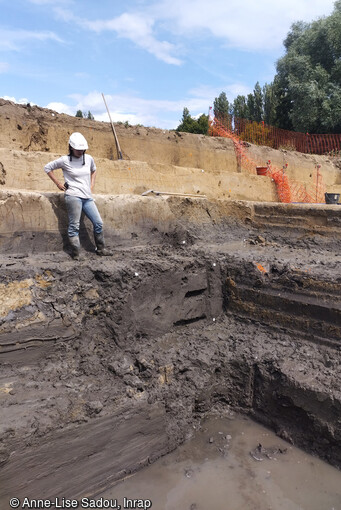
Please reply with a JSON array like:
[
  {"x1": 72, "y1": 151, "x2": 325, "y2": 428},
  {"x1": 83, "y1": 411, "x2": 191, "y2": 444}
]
[{"x1": 44, "y1": 154, "x2": 96, "y2": 199}]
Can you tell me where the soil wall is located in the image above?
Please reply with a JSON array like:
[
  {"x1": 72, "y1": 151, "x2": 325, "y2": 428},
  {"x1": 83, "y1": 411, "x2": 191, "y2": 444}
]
[
  {"x1": 1, "y1": 99, "x2": 340, "y2": 201},
  {"x1": 1, "y1": 224, "x2": 340, "y2": 504},
  {"x1": 0, "y1": 149, "x2": 277, "y2": 201}
]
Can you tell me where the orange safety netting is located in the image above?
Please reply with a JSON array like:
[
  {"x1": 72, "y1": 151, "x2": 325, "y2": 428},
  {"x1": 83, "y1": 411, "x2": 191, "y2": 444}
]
[
  {"x1": 210, "y1": 113, "x2": 341, "y2": 156},
  {"x1": 209, "y1": 114, "x2": 326, "y2": 203}
]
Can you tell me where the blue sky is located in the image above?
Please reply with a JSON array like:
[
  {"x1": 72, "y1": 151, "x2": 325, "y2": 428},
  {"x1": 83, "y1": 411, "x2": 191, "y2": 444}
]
[{"x1": 0, "y1": 0, "x2": 337, "y2": 129}]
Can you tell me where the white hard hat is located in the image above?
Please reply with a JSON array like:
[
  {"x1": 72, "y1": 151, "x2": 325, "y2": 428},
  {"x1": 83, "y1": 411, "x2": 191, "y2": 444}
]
[{"x1": 69, "y1": 132, "x2": 88, "y2": 150}]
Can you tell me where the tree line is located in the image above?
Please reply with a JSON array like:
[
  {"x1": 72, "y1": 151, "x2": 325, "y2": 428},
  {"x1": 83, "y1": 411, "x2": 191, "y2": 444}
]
[
  {"x1": 177, "y1": 1, "x2": 341, "y2": 135},
  {"x1": 75, "y1": 110, "x2": 94, "y2": 120}
]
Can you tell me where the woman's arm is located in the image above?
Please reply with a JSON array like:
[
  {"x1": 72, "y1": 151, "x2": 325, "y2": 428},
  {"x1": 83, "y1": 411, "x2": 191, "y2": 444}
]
[
  {"x1": 44, "y1": 157, "x2": 66, "y2": 191},
  {"x1": 47, "y1": 170, "x2": 66, "y2": 191},
  {"x1": 91, "y1": 170, "x2": 96, "y2": 192}
]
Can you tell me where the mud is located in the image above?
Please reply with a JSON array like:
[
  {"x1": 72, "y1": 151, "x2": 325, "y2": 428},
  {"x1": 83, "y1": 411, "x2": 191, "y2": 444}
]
[
  {"x1": 0, "y1": 99, "x2": 341, "y2": 507},
  {"x1": 1, "y1": 211, "x2": 341, "y2": 506},
  {"x1": 103, "y1": 414, "x2": 341, "y2": 510}
]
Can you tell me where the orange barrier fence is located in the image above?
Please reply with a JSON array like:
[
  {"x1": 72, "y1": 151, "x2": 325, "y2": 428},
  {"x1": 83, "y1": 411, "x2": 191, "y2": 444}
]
[
  {"x1": 210, "y1": 112, "x2": 341, "y2": 156},
  {"x1": 209, "y1": 115, "x2": 326, "y2": 203}
]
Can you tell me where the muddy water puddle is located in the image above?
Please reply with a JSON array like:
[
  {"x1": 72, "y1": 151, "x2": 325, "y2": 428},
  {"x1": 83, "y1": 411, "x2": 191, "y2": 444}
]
[{"x1": 102, "y1": 414, "x2": 341, "y2": 510}]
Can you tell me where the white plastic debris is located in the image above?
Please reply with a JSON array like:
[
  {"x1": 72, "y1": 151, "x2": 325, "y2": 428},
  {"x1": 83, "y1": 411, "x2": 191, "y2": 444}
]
[
  {"x1": 213, "y1": 318, "x2": 216, "y2": 322},
  {"x1": 213, "y1": 263, "x2": 216, "y2": 267},
  {"x1": 134, "y1": 272, "x2": 139, "y2": 277},
  {"x1": 182, "y1": 240, "x2": 186, "y2": 244}
]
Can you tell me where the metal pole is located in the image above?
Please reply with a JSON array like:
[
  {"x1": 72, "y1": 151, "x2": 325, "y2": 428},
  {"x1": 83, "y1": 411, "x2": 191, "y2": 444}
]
[
  {"x1": 141, "y1": 190, "x2": 207, "y2": 198},
  {"x1": 101, "y1": 93, "x2": 123, "y2": 160}
]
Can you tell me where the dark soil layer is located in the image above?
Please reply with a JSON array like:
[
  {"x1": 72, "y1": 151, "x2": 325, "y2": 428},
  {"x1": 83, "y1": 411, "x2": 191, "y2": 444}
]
[{"x1": 0, "y1": 215, "x2": 340, "y2": 506}]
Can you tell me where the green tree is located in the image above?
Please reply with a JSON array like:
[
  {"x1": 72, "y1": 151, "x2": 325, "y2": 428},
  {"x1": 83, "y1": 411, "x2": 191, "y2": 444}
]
[
  {"x1": 176, "y1": 108, "x2": 208, "y2": 135},
  {"x1": 272, "y1": 72, "x2": 294, "y2": 130},
  {"x1": 196, "y1": 114, "x2": 209, "y2": 134},
  {"x1": 232, "y1": 95, "x2": 248, "y2": 119},
  {"x1": 75, "y1": 110, "x2": 95, "y2": 120},
  {"x1": 213, "y1": 92, "x2": 230, "y2": 124},
  {"x1": 246, "y1": 93, "x2": 255, "y2": 121},
  {"x1": 283, "y1": 21, "x2": 309, "y2": 50},
  {"x1": 177, "y1": 107, "x2": 193, "y2": 131},
  {"x1": 263, "y1": 83, "x2": 277, "y2": 125},
  {"x1": 232, "y1": 84, "x2": 263, "y2": 122},
  {"x1": 273, "y1": 1, "x2": 341, "y2": 133},
  {"x1": 253, "y1": 82, "x2": 263, "y2": 122}
]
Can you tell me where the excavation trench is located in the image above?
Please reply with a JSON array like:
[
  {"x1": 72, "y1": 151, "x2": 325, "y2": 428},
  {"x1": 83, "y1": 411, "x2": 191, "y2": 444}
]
[
  {"x1": 0, "y1": 99, "x2": 340, "y2": 507},
  {"x1": 0, "y1": 209, "x2": 340, "y2": 506}
]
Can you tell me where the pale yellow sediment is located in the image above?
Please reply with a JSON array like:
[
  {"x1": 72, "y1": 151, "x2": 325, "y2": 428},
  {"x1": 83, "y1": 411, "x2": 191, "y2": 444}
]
[{"x1": 0, "y1": 279, "x2": 34, "y2": 317}]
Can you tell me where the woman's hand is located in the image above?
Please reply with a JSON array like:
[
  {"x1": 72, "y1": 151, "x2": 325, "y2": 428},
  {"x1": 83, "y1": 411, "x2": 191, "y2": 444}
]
[{"x1": 47, "y1": 170, "x2": 66, "y2": 191}]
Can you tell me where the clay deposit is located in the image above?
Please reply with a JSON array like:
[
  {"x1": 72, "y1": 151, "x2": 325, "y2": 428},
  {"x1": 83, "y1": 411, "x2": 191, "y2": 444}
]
[{"x1": 0, "y1": 99, "x2": 340, "y2": 507}]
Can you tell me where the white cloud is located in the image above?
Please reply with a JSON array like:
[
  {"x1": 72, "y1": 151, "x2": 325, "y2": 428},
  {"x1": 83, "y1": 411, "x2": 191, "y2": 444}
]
[
  {"x1": 45, "y1": 101, "x2": 75, "y2": 115},
  {"x1": 152, "y1": 0, "x2": 336, "y2": 51},
  {"x1": 0, "y1": 62, "x2": 9, "y2": 73},
  {"x1": 28, "y1": 0, "x2": 71, "y2": 4},
  {"x1": 44, "y1": 91, "x2": 171, "y2": 128},
  {"x1": 52, "y1": 0, "x2": 335, "y2": 66},
  {"x1": 68, "y1": 91, "x2": 184, "y2": 127},
  {"x1": 0, "y1": 29, "x2": 63, "y2": 51},
  {"x1": 1, "y1": 95, "x2": 35, "y2": 105},
  {"x1": 54, "y1": 8, "x2": 182, "y2": 65},
  {"x1": 53, "y1": 7, "x2": 74, "y2": 22},
  {"x1": 189, "y1": 83, "x2": 251, "y2": 103},
  {"x1": 74, "y1": 72, "x2": 90, "y2": 79},
  {"x1": 45, "y1": 85, "x2": 252, "y2": 129},
  {"x1": 88, "y1": 13, "x2": 182, "y2": 65},
  {"x1": 45, "y1": 98, "x2": 157, "y2": 127},
  {"x1": 48, "y1": 94, "x2": 164, "y2": 127},
  {"x1": 95, "y1": 112, "x2": 145, "y2": 125}
]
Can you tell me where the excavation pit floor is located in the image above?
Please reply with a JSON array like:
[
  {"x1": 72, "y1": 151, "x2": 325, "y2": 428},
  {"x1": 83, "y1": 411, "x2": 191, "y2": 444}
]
[
  {"x1": 0, "y1": 211, "x2": 341, "y2": 507},
  {"x1": 102, "y1": 413, "x2": 341, "y2": 510}
]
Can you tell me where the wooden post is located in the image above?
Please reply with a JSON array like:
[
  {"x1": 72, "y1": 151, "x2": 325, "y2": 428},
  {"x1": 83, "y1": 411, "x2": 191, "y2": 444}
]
[{"x1": 101, "y1": 93, "x2": 123, "y2": 160}]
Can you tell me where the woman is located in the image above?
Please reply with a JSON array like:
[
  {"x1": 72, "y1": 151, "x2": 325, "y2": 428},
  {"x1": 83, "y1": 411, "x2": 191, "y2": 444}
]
[{"x1": 44, "y1": 132, "x2": 111, "y2": 259}]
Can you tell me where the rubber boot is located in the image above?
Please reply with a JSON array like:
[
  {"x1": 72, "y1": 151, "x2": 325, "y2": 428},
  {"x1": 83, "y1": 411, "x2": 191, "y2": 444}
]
[
  {"x1": 94, "y1": 232, "x2": 112, "y2": 256},
  {"x1": 68, "y1": 235, "x2": 81, "y2": 260}
]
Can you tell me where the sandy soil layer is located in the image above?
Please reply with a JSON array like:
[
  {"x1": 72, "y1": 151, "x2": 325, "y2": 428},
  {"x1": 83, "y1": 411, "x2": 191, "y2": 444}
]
[{"x1": 1, "y1": 98, "x2": 340, "y2": 198}]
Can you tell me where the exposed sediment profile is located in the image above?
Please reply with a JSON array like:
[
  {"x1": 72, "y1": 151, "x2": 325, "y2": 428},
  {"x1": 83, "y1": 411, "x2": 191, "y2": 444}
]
[
  {"x1": 1, "y1": 204, "x2": 340, "y2": 504},
  {"x1": 0, "y1": 99, "x2": 341, "y2": 506}
]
